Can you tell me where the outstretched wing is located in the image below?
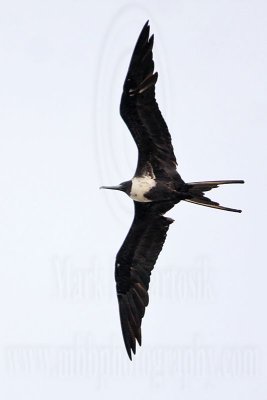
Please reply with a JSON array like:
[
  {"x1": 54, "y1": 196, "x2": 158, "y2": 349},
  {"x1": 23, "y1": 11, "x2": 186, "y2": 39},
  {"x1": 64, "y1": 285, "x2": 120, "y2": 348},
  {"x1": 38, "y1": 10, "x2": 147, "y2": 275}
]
[
  {"x1": 115, "y1": 201, "x2": 175, "y2": 359},
  {"x1": 120, "y1": 21, "x2": 178, "y2": 179}
]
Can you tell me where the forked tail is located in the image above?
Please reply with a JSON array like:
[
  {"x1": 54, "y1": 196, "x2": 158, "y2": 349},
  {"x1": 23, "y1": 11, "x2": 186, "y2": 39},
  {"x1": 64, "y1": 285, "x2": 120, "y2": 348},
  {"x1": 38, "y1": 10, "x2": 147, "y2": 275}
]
[{"x1": 185, "y1": 180, "x2": 244, "y2": 213}]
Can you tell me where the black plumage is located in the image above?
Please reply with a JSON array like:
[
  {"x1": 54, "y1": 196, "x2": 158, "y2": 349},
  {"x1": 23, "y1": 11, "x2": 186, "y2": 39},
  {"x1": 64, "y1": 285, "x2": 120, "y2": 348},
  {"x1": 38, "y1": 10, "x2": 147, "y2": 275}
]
[
  {"x1": 120, "y1": 22, "x2": 178, "y2": 179},
  {"x1": 115, "y1": 201, "x2": 175, "y2": 359},
  {"x1": 100, "y1": 21, "x2": 244, "y2": 359}
]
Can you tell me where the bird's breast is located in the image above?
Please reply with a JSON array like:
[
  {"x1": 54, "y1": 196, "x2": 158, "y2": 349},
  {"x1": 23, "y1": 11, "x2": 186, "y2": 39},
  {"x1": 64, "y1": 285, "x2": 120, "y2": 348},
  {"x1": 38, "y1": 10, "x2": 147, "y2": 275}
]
[{"x1": 130, "y1": 176, "x2": 156, "y2": 202}]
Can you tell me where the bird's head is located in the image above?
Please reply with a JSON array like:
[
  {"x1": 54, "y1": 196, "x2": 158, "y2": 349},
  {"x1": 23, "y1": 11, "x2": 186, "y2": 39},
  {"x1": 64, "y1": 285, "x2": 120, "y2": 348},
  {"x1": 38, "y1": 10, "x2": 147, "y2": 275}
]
[{"x1": 100, "y1": 180, "x2": 132, "y2": 195}]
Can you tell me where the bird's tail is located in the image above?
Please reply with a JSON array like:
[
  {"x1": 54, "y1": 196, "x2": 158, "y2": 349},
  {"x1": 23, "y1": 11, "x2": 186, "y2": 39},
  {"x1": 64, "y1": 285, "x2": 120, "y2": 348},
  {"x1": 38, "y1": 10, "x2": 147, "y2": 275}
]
[{"x1": 185, "y1": 180, "x2": 244, "y2": 213}]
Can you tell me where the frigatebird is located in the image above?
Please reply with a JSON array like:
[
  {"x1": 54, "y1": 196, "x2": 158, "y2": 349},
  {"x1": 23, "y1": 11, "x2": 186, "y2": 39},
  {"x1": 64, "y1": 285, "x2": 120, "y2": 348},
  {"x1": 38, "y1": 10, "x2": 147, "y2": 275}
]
[{"x1": 100, "y1": 21, "x2": 244, "y2": 359}]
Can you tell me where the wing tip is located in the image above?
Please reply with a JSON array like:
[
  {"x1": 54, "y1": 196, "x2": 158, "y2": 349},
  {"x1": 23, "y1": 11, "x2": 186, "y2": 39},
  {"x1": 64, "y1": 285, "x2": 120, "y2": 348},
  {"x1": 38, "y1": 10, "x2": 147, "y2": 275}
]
[
  {"x1": 126, "y1": 346, "x2": 133, "y2": 360},
  {"x1": 118, "y1": 292, "x2": 144, "y2": 361}
]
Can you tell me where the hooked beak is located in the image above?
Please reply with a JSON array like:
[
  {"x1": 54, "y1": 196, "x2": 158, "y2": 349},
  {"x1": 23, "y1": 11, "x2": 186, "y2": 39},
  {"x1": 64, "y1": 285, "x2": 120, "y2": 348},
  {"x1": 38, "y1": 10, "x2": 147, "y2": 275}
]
[{"x1": 100, "y1": 184, "x2": 123, "y2": 191}]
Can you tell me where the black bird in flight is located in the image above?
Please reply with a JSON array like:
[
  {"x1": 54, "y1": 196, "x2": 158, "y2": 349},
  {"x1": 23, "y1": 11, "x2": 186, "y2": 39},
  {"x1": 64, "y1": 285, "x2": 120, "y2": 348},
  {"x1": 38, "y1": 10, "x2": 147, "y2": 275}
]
[{"x1": 100, "y1": 21, "x2": 244, "y2": 359}]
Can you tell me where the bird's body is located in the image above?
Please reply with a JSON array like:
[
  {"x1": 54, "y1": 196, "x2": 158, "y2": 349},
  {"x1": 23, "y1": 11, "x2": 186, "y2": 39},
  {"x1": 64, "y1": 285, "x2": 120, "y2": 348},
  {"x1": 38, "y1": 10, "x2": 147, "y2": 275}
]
[
  {"x1": 130, "y1": 174, "x2": 156, "y2": 202},
  {"x1": 100, "y1": 21, "x2": 244, "y2": 360}
]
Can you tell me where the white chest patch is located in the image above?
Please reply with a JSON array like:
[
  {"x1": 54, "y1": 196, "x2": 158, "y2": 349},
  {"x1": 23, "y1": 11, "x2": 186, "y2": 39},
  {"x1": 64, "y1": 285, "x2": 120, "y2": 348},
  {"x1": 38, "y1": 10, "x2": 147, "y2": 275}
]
[{"x1": 130, "y1": 175, "x2": 156, "y2": 202}]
